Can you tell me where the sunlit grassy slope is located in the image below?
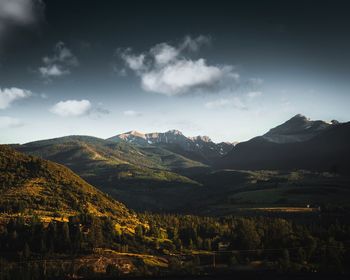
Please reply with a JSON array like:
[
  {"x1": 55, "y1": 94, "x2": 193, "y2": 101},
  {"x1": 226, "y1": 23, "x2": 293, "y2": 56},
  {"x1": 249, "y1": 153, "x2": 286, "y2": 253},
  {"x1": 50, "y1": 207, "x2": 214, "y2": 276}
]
[{"x1": 0, "y1": 145, "x2": 140, "y2": 229}]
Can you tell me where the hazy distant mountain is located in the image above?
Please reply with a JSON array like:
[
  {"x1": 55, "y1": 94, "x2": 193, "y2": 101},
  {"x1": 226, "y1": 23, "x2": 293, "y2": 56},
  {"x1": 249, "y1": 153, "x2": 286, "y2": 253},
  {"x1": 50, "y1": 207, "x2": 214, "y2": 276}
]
[
  {"x1": 108, "y1": 129, "x2": 234, "y2": 164},
  {"x1": 262, "y1": 114, "x2": 337, "y2": 143},
  {"x1": 219, "y1": 115, "x2": 350, "y2": 173}
]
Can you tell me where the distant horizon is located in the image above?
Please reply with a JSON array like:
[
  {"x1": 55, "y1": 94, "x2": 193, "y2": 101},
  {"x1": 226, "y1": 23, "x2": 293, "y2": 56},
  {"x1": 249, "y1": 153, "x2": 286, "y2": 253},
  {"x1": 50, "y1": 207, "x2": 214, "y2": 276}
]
[{"x1": 2, "y1": 113, "x2": 346, "y2": 145}]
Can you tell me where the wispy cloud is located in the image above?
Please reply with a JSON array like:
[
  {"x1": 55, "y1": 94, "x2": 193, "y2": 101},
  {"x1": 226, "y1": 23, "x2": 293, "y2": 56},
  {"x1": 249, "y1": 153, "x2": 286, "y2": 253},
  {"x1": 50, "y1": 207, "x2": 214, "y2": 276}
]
[
  {"x1": 50, "y1": 99, "x2": 91, "y2": 117},
  {"x1": 0, "y1": 87, "x2": 32, "y2": 109},
  {"x1": 117, "y1": 35, "x2": 239, "y2": 96},
  {"x1": 205, "y1": 91, "x2": 262, "y2": 110},
  {"x1": 39, "y1": 42, "x2": 79, "y2": 80},
  {"x1": 247, "y1": 91, "x2": 262, "y2": 99},
  {"x1": 0, "y1": 116, "x2": 24, "y2": 128},
  {"x1": 123, "y1": 110, "x2": 142, "y2": 117},
  {"x1": 94, "y1": 103, "x2": 110, "y2": 115},
  {"x1": 118, "y1": 48, "x2": 145, "y2": 72}
]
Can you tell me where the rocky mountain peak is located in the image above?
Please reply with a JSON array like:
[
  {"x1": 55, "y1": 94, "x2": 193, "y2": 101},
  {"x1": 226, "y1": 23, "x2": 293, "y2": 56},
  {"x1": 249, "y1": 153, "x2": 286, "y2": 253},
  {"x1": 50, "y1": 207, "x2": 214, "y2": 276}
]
[
  {"x1": 189, "y1": 135, "x2": 212, "y2": 143},
  {"x1": 165, "y1": 129, "x2": 183, "y2": 136},
  {"x1": 290, "y1": 113, "x2": 308, "y2": 120},
  {"x1": 262, "y1": 114, "x2": 336, "y2": 143}
]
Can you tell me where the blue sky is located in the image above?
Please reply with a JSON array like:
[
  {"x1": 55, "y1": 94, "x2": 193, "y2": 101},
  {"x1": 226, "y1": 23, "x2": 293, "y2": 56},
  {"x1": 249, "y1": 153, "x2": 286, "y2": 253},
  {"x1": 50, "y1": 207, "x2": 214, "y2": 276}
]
[{"x1": 1, "y1": 0, "x2": 350, "y2": 144}]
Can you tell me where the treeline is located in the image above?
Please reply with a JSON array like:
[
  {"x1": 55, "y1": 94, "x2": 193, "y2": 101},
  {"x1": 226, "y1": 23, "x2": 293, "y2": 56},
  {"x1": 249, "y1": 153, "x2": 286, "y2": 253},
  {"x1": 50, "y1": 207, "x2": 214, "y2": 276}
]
[
  {"x1": 0, "y1": 214, "x2": 136, "y2": 259},
  {"x1": 1, "y1": 212, "x2": 350, "y2": 278},
  {"x1": 138, "y1": 213, "x2": 350, "y2": 272}
]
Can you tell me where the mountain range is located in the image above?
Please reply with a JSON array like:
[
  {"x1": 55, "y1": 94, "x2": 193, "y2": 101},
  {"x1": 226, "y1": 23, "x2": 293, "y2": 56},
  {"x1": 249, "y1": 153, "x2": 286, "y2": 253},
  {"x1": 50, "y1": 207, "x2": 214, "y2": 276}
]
[
  {"x1": 10, "y1": 114, "x2": 350, "y2": 212},
  {"x1": 108, "y1": 129, "x2": 234, "y2": 164}
]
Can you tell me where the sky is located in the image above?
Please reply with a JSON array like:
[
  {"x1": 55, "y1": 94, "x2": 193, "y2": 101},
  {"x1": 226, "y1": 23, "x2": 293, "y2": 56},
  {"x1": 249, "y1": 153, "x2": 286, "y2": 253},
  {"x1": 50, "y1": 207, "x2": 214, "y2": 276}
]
[{"x1": 1, "y1": 0, "x2": 350, "y2": 144}]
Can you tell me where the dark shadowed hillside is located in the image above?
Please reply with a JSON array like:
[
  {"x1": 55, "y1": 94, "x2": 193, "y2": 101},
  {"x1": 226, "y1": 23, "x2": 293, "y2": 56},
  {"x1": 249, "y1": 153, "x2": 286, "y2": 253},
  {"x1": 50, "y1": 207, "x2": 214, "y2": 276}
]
[{"x1": 219, "y1": 120, "x2": 350, "y2": 173}]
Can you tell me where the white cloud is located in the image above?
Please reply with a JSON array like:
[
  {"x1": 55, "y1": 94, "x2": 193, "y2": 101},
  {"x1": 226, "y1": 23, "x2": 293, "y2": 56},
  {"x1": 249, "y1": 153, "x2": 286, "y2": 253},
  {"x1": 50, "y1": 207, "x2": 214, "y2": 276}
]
[
  {"x1": 0, "y1": 87, "x2": 32, "y2": 109},
  {"x1": 151, "y1": 43, "x2": 179, "y2": 65},
  {"x1": 205, "y1": 97, "x2": 247, "y2": 110},
  {"x1": 39, "y1": 64, "x2": 69, "y2": 77},
  {"x1": 39, "y1": 42, "x2": 78, "y2": 79},
  {"x1": 117, "y1": 35, "x2": 238, "y2": 96},
  {"x1": 0, "y1": 116, "x2": 23, "y2": 128},
  {"x1": 142, "y1": 59, "x2": 232, "y2": 96},
  {"x1": 123, "y1": 110, "x2": 142, "y2": 117},
  {"x1": 50, "y1": 99, "x2": 92, "y2": 117},
  {"x1": 118, "y1": 48, "x2": 145, "y2": 72}
]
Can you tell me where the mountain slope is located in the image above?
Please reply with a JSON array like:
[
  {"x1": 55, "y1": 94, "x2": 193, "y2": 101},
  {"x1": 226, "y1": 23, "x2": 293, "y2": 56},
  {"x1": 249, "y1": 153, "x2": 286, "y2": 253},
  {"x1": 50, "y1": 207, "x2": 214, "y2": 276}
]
[
  {"x1": 108, "y1": 130, "x2": 234, "y2": 164},
  {"x1": 262, "y1": 114, "x2": 336, "y2": 143},
  {"x1": 0, "y1": 145, "x2": 139, "y2": 228},
  {"x1": 15, "y1": 136, "x2": 202, "y2": 211},
  {"x1": 18, "y1": 135, "x2": 204, "y2": 171},
  {"x1": 219, "y1": 120, "x2": 350, "y2": 173}
]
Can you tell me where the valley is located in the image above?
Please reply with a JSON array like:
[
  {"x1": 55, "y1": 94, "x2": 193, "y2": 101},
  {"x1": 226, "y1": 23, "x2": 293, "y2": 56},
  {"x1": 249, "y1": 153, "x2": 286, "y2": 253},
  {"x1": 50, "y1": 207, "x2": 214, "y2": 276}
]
[
  {"x1": 12, "y1": 114, "x2": 350, "y2": 213},
  {"x1": 1, "y1": 114, "x2": 350, "y2": 279}
]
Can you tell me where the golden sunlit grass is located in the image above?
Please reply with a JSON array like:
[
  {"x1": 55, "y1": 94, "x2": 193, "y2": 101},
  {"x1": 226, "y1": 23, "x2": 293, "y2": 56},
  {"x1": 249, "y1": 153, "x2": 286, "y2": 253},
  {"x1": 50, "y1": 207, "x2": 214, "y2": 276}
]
[{"x1": 4, "y1": 178, "x2": 45, "y2": 197}]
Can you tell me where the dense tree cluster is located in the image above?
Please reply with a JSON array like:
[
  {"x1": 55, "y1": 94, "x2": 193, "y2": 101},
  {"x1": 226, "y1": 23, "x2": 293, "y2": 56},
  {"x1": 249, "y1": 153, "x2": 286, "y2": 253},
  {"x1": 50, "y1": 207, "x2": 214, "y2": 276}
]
[
  {"x1": 0, "y1": 214, "x2": 135, "y2": 258},
  {"x1": 0, "y1": 212, "x2": 350, "y2": 278},
  {"x1": 138, "y1": 213, "x2": 350, "y2": 272}
]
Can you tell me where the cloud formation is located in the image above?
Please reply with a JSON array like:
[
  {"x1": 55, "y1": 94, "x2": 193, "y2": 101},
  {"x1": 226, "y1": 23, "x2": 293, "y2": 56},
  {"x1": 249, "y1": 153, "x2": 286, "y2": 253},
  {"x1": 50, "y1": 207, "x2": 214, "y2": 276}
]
[
  {"x1": 0, "y1": 0, "x2": 45, "y2": 44},
  {"x1": 118, "y1": 35, "x2": 238, "y2": 96},
  {"x1": 39, "y1": 42, "x2": 79, "y2": 79},
  {"x1": 50, "y1": 99, "x2": 92, "y2": 117},
  {"x1": 0, "y1": 87, "x2": 32, "y2": 109},
  {"x1": 141, "y1": 59, "x2": 233, "y2": 95},
  {"x1": 0, "y1": 116, "x2": 23, "y2": 128}
]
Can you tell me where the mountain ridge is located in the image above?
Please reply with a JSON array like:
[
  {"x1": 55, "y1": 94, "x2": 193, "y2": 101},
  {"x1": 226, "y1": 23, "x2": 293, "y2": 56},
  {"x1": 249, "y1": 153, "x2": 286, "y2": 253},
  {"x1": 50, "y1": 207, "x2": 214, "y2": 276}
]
[
  {"x1": 108, "y1": 129, "x2": 234, "y2": 164},
  {"x1": 219, "y1": 120, "x2": 350, "y2": 173},
  {"x1": 15, "y1": 136, "x2": 203, "y2": 211},
  {"x1": 262, "y1": 114, "x2": 338, "y2": 143}
]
